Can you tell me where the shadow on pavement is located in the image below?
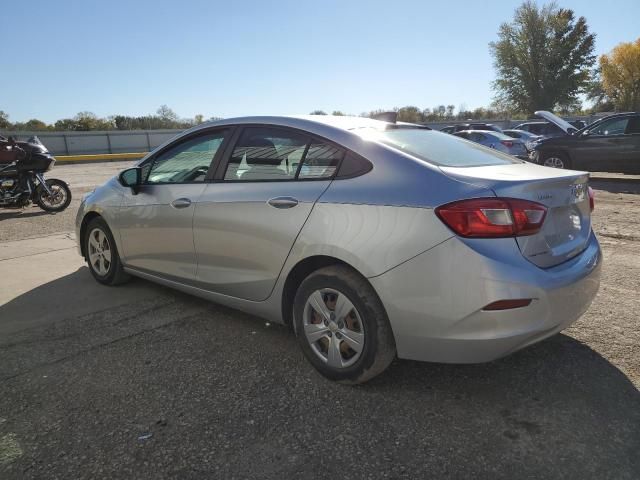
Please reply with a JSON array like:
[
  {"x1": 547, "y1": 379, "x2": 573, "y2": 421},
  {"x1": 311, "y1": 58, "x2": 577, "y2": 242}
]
[
  {"x1": 591, "y1": 179, "x2": 640, "y2": 194},
  {"x1": 0, "y1": 209, "x2": 53, "y2": 220},
  {"x1": 0, "y1": 266, "x2": 170, "y2": 337},
  {"x1": 0, "y1": 268, "x2": 638, "y2": 479}
]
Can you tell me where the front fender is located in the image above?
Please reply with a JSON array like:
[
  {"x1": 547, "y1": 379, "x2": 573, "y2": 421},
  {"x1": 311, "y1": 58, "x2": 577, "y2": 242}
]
[{"x1": 76, "y1": 178, "x2": 125, "y2": 258}]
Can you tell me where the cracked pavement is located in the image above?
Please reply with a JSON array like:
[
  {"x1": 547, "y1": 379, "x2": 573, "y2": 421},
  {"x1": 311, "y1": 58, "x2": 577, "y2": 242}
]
[{"x1": 0, "y1": 162, "x2": 638, "y2": 479}]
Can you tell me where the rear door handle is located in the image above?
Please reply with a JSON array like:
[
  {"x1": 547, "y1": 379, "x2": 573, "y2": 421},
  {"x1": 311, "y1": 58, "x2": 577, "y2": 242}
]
[
  {"x1": 267, "y1": 196, "x2": 298, "y2": 209},
  {"x1": 171, "y1": 198, "x2": 192, "y2": 209}
]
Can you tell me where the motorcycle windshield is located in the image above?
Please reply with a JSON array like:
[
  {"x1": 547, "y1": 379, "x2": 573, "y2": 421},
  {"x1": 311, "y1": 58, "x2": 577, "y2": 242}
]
[{"x1": 27, "y1": 136, "x2": 44, "y2": 147}]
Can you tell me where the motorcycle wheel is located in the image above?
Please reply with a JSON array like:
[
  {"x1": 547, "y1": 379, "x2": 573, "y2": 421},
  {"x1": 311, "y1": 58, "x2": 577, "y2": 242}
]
[{"x1": 35, "y1": 179, "x2": 72, "y2": 212}]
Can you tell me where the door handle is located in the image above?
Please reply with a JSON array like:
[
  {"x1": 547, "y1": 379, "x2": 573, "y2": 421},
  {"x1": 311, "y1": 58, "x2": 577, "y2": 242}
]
[
  {"x1": 171, "y1": 198, "x2": 192, "y2": 209},
  {"x1": 267, "y1": 196, "x2": 298, "y2": 209}
]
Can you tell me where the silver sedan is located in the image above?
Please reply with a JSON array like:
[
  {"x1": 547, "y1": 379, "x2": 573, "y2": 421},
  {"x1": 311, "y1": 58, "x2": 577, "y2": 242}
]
[
  {"x1": 76, "y1": 116, "x2": 602, "y2": 383},
  {"x1": 454, "y1": 130, "x2": 530, "y2": 159}
]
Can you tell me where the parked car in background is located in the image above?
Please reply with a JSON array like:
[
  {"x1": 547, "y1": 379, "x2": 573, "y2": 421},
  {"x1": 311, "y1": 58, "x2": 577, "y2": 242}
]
[
  {"x1": 514, "y1": 120, "x2": 568, "y2": 138},
  {"x1": 454, "y1": 130, "x2": 529, "y2": 159},
  {"x1": 76, "y1": 115, "x2": 601, "y2": 383},
  {"x1": 570, "y1": 120, "x2": 588, "y2": 130},
  {"x1": 441, "y1": 123, "x2": 503, "y2": 134},
  {"x1": 532, "y1": 112, "x2": 640, "y2": 172},
  {"x1": 502, "y1": 129, "x2": 543, "y2": 152},
  {"x1": 514, "y1": 116, "x2": 589, "y2": 139}
]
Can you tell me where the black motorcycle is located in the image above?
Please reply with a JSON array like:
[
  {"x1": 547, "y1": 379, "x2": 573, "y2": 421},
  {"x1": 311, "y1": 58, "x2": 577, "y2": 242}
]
[{"x1": 0, "y1": 135, "x2": 71, "y2": 212}]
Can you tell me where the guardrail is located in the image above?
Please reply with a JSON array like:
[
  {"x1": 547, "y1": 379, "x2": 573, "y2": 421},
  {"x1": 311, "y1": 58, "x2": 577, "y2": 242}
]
[{"x1": 55, "y1": 152, "x2": 147, "y2": 164}]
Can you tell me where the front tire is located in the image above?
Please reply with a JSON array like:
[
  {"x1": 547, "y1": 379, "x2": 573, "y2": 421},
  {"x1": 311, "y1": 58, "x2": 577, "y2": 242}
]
[
  {"x1": 35, "y1": 179, "x2": 72, "y2": 212},
  {"x1": 84, "y1": 217, "x2": 130, "y2": 286},
  {"x1": 293, "y1": 265, "x2": 396, "y2": 384}
]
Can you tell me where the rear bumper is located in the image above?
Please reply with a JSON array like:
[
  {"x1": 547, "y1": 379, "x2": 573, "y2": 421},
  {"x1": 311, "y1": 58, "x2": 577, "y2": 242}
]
[{"x1": 369, "y1": 231, "x2": 602, "y2": 363}]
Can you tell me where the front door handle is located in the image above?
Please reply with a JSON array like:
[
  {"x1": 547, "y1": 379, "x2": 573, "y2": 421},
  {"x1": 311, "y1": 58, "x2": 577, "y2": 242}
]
[
  {"x1": 171, "y1": 198, "x2": 192, "y2": 209},
  {"x1": 267, "y1": 196, "x2": 298, "y2": 209}
]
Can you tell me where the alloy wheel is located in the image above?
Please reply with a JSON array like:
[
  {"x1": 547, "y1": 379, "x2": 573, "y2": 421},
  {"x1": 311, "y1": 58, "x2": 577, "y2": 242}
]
[
  {"x1": 543, "y1": 156, "x2": 565, "y2": 168},
  {"x1": 88, "y1": 228, "x2": 112, "y2": 276},
  {"x1": 302, "y1": 288, "x2": 365, "y2": 368},
  {"x1": 40, "y1": 184, "x2": 67, "y2": 208}
]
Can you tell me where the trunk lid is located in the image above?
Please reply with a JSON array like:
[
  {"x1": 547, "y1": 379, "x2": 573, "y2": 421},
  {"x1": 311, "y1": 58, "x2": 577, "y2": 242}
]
[
  {"x1": 507, "y1": 140, "x2": 527, "y2": 156},
  {"x1": 440, "y1": 162, "x2": 591, "y2": 268},
  {"x1": 534, "y1": 110, "x2": 578, "y2": 135}
]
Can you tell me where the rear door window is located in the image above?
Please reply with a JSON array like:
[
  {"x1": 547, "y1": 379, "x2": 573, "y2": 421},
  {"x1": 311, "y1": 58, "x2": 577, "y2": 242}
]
[
  {"x1": 224, "y1": 127, "x2": 309, "y2": 181},
  {"x1": 298, "y1": 141, "x2": 343, "y2": 179},
  {"x1": 223, "y1": 127, "x2": 344, "y2": 181},
  {"x1": 468, "y1": 132, "x2": 486, "y2": 142}
]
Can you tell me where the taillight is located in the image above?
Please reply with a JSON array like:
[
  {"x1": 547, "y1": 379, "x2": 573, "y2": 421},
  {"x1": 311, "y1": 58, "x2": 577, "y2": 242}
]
[
  {"x1": 435, "y1": 198, "x2": 547, "y2": 238},
  {"x1": 501, "y1": 140, "x2": 513, "y2": 148},
  {"x1": 588, "y1": 186, "x2": 595, "y2": 212}
]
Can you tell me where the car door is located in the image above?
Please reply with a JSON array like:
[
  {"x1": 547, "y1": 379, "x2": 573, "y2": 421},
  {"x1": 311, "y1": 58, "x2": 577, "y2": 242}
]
[
  {"x1": 118, "y1": 129, "x2": 230, "y2": 280},
  {"x1": 193, "y1": 126, "x2": 343, "y2": 301},
  {"x1": 572, "y1": 117, "x2": 630, "y2": 171}
]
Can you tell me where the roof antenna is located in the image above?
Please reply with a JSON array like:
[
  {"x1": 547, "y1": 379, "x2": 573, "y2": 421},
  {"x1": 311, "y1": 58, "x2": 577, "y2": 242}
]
[{"x1": 371, "y1": 112, "x2": 398, "y2": 123}]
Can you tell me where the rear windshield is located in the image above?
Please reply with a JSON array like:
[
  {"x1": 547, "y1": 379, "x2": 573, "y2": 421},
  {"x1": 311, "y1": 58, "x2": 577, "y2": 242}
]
[{"x1": 361, "y1": 128, "x2": 522, "y2": 167}]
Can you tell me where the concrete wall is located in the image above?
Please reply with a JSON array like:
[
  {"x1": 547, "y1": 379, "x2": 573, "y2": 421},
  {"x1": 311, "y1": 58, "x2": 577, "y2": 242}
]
[{"x1": 0, "y1": 129, "x2": 182, "y2": 156}]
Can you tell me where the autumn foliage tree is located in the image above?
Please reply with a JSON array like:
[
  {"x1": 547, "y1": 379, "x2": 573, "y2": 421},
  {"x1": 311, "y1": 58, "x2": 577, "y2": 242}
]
[{"x1": 599, "y1": 38, "x2": 640, "y2": 111}]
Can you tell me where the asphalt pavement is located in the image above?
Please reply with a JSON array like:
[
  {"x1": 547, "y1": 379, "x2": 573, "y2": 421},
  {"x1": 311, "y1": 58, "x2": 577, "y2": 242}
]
[{"x1": 0, "y1": 162, "x2": 638, "y2": 479}]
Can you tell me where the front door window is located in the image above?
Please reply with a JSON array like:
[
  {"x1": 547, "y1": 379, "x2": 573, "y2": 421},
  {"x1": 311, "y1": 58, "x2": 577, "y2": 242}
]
[{"x1": 146, "y1": 131, "x2": 227, "y2": 184}]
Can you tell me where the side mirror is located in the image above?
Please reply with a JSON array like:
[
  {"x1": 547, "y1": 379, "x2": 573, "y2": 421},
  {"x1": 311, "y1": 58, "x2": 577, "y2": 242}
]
[{"x1": 119, "y1": 167, "x2": 142, "y2": 194}]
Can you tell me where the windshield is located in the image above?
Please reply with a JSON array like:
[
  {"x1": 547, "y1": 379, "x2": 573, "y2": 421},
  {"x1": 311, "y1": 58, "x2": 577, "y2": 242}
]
[
  {"x1": 359, "y1": 128, "x2": 522, "y2": 167},
  {"x1": 27, "y1": 135, "x2": 45, "y2": 147}
]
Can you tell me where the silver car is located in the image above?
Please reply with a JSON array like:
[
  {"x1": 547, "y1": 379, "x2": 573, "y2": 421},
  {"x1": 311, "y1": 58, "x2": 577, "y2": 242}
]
[
  {"x1": 76, "y1": 116, "x2": 602, "y2": 383},
  {"x1": 454, "y1": 130, "x2": 530, "y2": 159}
]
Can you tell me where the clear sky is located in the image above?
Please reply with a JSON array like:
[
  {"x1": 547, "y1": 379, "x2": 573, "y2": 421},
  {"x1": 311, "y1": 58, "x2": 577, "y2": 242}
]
[{"x1": 2, "y1": 0, "x2": 639, "y2": 123}]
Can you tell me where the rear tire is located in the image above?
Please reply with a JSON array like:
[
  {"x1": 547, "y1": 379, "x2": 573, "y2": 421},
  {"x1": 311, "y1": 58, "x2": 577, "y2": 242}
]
[
  {"x1": 293, "y1": 265, "x2": 396, "y2": 384},
  {"x1": 84, "y1": 217, "x2": 130, "y2": 286},
  {"x1": 35, "y1": 179, "x2": 72, "y2": 212},
  {"x1": 541, "y1": 151, "x2": 570, "y2": 169}
]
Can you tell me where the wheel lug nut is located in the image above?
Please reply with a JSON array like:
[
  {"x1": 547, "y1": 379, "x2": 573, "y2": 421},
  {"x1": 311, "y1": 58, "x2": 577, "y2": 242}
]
[
  {"x1": 324, "y1": 319, "x2": 329, "y2": 326},
  {"x1": 327, "y1": 332, "x2": 332, "y2": 337}
]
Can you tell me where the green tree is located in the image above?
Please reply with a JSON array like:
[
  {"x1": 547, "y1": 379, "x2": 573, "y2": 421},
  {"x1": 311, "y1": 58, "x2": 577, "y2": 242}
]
[
  {"x1": 585, "y1": 68, "x2": 614, "y2": 112},
  {"x1": 490, "y1": 1, "x2": 595, "y2": 115},
  {"x1": 156, "y1": 105, "x2": 178, "y2": 122},
  {"x1": 396, "y1": 106, "x2": 423, "y2": 123},
  {"x1": 0, "y1": 110, "x2": 10, "y2": 129},
  {"x1": 309, "y1": 110, "x2": 327, "y2": 115},
  {"x1": 331, "y1": 110, "x2": 345, "y2": 116},
  {"x1": 445, "y1": 105, "x2": 455, "y2": 119},
  {"x1": 23, "y1": 119, "x2": 49, "y2": 131},
  {"x1": 54, "y1": 118, "x2": 77, "y2": 130},
  {"x1": 194, "y1": 114, "x2": 205, "y2": 124},
  {"x1": 73, "y1": 112, "x2": 113, "y2": 131}
]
